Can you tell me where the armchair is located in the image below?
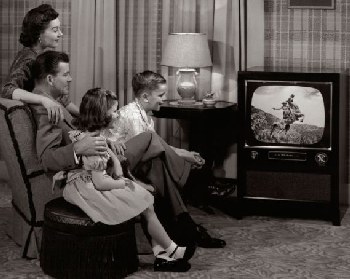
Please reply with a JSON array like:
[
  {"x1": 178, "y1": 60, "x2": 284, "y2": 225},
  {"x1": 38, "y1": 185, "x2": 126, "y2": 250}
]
[{"x1": 0, "y1": 97, "x2": 61, "y2": 258}]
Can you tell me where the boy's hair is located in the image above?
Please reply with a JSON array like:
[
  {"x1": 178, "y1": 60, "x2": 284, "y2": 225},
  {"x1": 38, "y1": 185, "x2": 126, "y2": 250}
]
[
  {"x1": 20, "y1": 4, "x2": 59, "y2": 47},
  {"x1": 132, "y1": 70, "x2": 166, "y2": 97},
  {"x1": 74, "y1": 88, "x2": 118, "y2": 132},
  {"x1": 32, "y1": 50, "x2": 69, "y2": 81}
]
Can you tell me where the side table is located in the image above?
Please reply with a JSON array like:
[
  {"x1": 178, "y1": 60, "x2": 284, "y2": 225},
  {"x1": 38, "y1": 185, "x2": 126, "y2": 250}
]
[
  {"x1": 152, "y1": 100, "x2": 237, "y2": 121},
  {"x1": 152, "y1": 100, "x2": 237, "y2": 153},
  {"x1": 152, "y1": 100, "x2": 238, "y2": 207}
]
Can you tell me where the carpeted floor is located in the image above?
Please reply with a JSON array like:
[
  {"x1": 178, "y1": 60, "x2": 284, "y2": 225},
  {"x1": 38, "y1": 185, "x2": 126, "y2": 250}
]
[{"x1": 1, "y1": 182, "x2": 350, "y2": 279}]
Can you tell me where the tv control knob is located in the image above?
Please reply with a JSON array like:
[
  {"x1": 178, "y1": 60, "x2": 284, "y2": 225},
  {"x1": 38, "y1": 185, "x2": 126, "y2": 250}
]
[
  {"x1": 315, "y1": 152, "x2": 328, "y2": 166},
  {"x1": 251, "y1": 151, "x2": 259, "y2": 160}
]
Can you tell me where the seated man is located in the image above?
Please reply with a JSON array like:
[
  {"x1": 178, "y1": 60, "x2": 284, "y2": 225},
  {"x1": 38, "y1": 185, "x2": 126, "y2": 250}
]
[
  {"x1": 110, "y1": 70, "x2": 226, "y2": 249},
  {"x1": 30, "y1": 51, "x2": 108, "y2": 175}
]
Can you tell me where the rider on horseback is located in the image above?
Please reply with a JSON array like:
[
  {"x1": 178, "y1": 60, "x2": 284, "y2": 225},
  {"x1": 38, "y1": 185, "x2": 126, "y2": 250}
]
[{"x1": 286, "y1": 94, "x2": 304, "y2": 122}]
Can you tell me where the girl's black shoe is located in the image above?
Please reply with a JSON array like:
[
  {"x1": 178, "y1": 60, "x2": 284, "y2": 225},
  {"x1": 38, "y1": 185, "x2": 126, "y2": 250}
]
[{"x1": 154, "y1": 258, "x2": 191, "y2": 272}]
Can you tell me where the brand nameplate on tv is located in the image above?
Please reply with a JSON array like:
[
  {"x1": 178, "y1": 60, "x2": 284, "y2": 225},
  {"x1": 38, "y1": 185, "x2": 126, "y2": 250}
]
[{"x1": 268, "y1": 151, "x2": 307, "y2": 161}]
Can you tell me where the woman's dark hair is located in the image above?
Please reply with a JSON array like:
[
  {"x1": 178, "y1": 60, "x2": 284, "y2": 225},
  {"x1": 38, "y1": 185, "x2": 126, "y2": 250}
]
[
  {"x1": 32, "y1": 50, "x2": 69, "y2": 81},
  {"x1": 20, "y1": 4, "x2": 59, "y2": 47},
  {"x1": 132, "y1": 70, "x2": 166, "y2": 97},
  {"x1": 74, "y1": 88, "x2": 118, "y2": 132}
]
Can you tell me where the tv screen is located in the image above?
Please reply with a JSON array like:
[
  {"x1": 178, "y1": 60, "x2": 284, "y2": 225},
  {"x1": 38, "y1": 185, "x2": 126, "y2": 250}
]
[{"x1": 245, "y1": 81, "x2": 331, "y2": 149}]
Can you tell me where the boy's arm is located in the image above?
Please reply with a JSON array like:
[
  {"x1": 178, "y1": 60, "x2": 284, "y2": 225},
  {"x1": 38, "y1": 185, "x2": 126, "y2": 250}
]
[{"x1": 171, "y1": 146, "x2": 205, "y2": 168}]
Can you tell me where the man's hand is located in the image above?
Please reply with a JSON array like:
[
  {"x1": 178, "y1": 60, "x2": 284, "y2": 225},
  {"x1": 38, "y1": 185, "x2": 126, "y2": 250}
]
[
  {"x1": 41, "y1": 97, "x2": 65, "y2": 125},
  {"x1": 108, "y1": 139, "x2": 127, "y2": 155},
  {"x1": 73, "y1": 132, "x2": 108, "y2": 156}
]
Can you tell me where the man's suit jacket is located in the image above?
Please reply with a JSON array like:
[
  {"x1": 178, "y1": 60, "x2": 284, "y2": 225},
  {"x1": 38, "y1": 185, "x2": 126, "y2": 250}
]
[{"x1": 30, "y1": 88, "x2": 77, "y2": 174}]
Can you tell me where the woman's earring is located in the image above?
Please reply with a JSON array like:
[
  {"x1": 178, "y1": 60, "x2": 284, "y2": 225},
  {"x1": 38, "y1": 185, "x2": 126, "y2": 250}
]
[{"x1": 38, "y1": 37, "x2": 42, "y2": 44}]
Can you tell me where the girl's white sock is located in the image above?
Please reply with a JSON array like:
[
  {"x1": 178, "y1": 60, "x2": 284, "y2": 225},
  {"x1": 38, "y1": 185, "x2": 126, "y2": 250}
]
[
  {"x1": 152, "y1": 244, "x2": 164, "y2": 257},
  {"x1": 165, "y1": 241, "x2": 186, "y2": 260}
]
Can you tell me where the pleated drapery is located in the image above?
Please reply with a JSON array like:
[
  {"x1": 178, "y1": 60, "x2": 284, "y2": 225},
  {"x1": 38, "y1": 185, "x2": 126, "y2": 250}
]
[{"x1": 70, "y1": 0, "x2": 117, "y2": 106}]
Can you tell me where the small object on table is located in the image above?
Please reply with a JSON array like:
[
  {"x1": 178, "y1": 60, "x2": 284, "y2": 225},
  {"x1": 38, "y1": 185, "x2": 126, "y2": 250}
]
[{"x1": 202, "y1": 92, "x2": 217, "y2": 107}]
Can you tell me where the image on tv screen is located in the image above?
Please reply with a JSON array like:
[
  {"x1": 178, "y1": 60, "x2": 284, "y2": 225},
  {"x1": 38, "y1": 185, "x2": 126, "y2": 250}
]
[{"x1": 250, "y1": 85, "x2": 325, "y2": 145}]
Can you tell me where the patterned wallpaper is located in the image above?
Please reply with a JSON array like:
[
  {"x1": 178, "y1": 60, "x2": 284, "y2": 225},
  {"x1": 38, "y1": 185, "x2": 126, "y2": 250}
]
[
  {"x1": 264, "y1": 0, "x2": 350, "y2": 70},
  {"x1": 264, "y1": 0, "x2": 350, "y2": 185}
]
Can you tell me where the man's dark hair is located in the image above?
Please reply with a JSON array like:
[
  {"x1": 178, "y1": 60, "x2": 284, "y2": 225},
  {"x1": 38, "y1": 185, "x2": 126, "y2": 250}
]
[
  {"x1": 132, "y1": 70, "x2": 166, "y2": 97},
  {"x1": 74, "y1": 88, "x2": 118, "y2": 132},
  {"x1": 20, "y1": 4, "x2": 59, "y2": 47},
  {"x1": 32, "y1": 50, "x2": 69, "y2": 81}
]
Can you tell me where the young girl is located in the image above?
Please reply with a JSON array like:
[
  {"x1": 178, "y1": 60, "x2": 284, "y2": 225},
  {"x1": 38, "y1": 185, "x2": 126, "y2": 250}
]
[{"x1": 61, "y1": 88, "x2": 195, "y2": 272}]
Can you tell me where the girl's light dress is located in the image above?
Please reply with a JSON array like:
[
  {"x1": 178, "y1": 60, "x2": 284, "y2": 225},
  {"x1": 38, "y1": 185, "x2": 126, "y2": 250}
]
[{"x1": 61, "y1": 130, "x2": 154, "y2": 225}]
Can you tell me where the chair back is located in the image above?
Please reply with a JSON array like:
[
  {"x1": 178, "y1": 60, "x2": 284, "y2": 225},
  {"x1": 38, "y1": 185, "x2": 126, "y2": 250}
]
[{"x1": 0, "y1": 97, "x2": 61, "y2": 258}]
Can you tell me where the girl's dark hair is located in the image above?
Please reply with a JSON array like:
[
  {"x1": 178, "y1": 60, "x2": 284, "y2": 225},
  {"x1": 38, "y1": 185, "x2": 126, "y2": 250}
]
[
  {"x1": 132, "y1": 70, "x2": 166, "y2": 97},
  {"x1": 74, "y1": 88, "x2": 118, "y2": 132},
  {"x1": 20, "y1": 4, "x2": 59, "y2": 47}
]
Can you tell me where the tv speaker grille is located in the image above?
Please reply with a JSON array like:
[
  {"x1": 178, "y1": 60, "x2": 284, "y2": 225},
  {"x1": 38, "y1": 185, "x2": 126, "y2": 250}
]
[{"x1": 246, "y1": 171, "x2": 331, "y2": 201}]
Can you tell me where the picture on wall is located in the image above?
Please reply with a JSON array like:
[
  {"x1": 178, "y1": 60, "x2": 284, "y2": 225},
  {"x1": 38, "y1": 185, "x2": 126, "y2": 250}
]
[{"x1": 288, "y1": 0, "x2": 335, "y2": 9}]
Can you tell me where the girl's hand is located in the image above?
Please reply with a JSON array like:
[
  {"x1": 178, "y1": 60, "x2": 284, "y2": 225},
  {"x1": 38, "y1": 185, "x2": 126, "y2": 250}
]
[
  {"x1": 41, "y1": 97, "x2": 64, "y2": 125},
  {"x1": 107, "y1": 147, "x2": 124, "y2": 177},
  {"x1": 124, "y1": 178, "x2": 135, "y2": 190}
]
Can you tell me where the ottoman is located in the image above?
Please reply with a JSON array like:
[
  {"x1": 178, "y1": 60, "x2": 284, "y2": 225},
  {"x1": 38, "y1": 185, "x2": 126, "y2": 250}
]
[{"x1": 40, "y1": 197, "x2": 139, "y2": 279}]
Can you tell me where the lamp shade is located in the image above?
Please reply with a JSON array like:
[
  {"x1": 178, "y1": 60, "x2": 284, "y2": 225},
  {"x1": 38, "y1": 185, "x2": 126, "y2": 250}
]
[{"x1": 161, "y1": 33, "x2": 212, "y2": 68}]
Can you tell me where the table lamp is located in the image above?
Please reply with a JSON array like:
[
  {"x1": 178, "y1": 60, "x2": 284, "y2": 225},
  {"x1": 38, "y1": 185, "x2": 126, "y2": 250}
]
[{"x1": 161, "y1": 33, "x2": 212, "y2": 105}]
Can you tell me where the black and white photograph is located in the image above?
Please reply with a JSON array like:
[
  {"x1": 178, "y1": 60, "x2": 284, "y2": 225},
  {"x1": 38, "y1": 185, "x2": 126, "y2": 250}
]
[{"x1": 0, "y1": 0, "x2": 349, "y2": 278}]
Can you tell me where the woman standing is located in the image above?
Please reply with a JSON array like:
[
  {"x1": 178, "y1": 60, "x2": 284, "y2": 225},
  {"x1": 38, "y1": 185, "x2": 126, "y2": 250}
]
[{"x1": 1, "y1": 4, "x2": 78, "y2": 123}]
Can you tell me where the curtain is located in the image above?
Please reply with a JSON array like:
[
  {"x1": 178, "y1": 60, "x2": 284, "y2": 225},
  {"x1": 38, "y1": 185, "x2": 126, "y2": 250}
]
[{"x1": 70, "y1": 0, "x2": 117, "y2": 105}]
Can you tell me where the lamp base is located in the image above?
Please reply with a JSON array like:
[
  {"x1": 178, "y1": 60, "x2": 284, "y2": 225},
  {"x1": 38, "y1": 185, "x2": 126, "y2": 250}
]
[{"x1": 176, "y1": 68, "x2": 197, "y2": 105}]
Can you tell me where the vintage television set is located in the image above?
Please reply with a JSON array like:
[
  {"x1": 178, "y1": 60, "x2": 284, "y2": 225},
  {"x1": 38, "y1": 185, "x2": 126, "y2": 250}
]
[{"x1": 237, "y1": 67, "x2": 348, "y2": 225}]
